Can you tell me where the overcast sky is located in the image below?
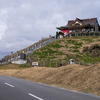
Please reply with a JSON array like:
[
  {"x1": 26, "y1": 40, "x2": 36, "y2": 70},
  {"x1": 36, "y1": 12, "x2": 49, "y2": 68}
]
[{"x1": 0, "y1": 0, "x2": 100, "y2": 59}]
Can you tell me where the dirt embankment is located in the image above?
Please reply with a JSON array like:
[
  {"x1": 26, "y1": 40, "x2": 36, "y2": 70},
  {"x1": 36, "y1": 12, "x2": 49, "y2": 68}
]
[{"x1": 0, "y1": 64, "x2": 100, "y2": 96}]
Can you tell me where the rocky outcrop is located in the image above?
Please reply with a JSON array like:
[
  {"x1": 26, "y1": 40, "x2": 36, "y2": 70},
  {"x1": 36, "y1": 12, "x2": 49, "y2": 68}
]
[{"x1": 83, "y1": 44, "x2": 100, "y2": 57}]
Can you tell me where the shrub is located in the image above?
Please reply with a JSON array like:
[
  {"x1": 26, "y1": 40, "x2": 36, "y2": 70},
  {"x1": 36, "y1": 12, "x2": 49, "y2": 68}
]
[{"x1": 73, "y1": 50, "x2": 79, "y2": 52}]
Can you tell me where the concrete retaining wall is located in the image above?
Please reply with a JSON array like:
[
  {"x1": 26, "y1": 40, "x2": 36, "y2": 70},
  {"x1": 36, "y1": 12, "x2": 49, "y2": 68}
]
[{"x1": 12, "y1": 59, "x2": 27, "y2": 64}]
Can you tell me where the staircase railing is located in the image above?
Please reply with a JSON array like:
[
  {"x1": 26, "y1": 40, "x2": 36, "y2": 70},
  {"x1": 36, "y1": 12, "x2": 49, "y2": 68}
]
[{"x1": 0, "y1": 37, "x2": 58, "y2": 65}]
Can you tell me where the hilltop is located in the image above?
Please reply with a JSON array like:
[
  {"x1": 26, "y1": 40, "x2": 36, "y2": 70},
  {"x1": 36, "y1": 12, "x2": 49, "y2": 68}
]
[{"x1": 30, "y1": 36, "x2": 100, "y2": 66}]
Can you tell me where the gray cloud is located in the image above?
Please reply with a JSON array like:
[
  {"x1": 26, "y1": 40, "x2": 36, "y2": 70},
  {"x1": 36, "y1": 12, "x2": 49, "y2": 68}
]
[{"x1": 0, "y1": 0, "x2": 100, "y2": 59}]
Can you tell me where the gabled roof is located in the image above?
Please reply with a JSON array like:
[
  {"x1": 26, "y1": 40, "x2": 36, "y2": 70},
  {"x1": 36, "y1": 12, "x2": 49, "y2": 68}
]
[
  {"x1": 67, "y1": 17, "x2": 98, "y2": 26},
  {"x1": 56, "y1": 17, "x2": 99, "y2": 30}
]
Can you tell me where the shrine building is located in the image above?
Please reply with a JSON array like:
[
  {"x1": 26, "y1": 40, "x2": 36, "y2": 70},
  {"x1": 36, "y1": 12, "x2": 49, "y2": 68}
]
[{"x1": 56, "y1": 18, "x2": 100, "y2": 33}]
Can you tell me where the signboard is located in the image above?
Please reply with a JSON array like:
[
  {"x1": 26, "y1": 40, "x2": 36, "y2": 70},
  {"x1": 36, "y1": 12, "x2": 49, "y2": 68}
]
[{"x1": 32, "y1": 62, "x2": 38, "y2": 66}]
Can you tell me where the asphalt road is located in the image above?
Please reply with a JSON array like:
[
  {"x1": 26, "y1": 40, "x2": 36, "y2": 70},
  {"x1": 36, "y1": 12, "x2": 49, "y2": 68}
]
[{"x1": 0, "y1": 76, "x2": 100, "y2": 100}]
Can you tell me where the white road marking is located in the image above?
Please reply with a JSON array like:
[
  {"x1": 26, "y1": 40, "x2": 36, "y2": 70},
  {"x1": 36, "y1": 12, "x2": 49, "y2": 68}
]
[
  {"x1": 32, "y1": 81, "x2": 100, "y2": 99},
  {"x1": 5, "y1": 82, "x2": 14, "y2": 88},
  {"x1": 28, "y1": 93, "x2": 44, "y2": 100}
]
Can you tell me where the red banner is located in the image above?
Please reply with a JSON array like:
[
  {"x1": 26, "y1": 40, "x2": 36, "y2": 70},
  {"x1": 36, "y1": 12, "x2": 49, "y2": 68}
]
[{"x1": 62, "y1": 30, "x2": 69, "y2": 37}]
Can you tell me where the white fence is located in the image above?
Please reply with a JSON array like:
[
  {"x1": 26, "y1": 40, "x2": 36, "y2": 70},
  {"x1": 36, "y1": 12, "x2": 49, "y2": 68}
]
[{"x1": 12, "y1": 59, "x2": 27, "y2": 64}]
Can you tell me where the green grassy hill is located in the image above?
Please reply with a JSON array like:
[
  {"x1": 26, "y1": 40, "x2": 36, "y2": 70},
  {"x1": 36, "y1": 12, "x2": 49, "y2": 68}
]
[
  {"x1": 0, "y1": 63, "x2": 30, "y2": 70},
  {"x1": 1, "y1": 36, "x2": 100, "y2": 96},
  {"x1": 30, "y1": 36, "x2": 100, "y2": 66}
]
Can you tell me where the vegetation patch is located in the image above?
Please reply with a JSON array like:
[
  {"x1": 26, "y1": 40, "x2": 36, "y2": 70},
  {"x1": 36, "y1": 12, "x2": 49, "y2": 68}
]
[
  {"x1": 73, "y1": 50, "x2": 80, "y2": 53},
  {"x1": 20, "y1": 62, "x2": 30, "y2": 68},
  {"x1": 33, "y1": 52, "x2": 41, "y2": 55},
  {"x1": 31, "y1": 36, "x2": 100, "y2": 64},
  {"x1": 67, "y1": 40, "x2": 76, "y2": 44},
  {"x1": 0, "y1": 63, "x2": 30, "y2": 70},
  {"x1": 83, "y1": 44, "x2": 100, "y2": 57},
  {"x1": 51, "y1": 43, "x2": 64, "y2": 48},
  {"x1": 65, "y1": 44, "x2": 68, "y2": 48},
  {"x1": 73, "y1": 42, "x2": 83, "y2": 47},
  {"x1": 70, "y1": 46, "x2": 80, "y2": 49},
  {"x1": 81, "y1": 38, "x2": 94, "y2": 43}
]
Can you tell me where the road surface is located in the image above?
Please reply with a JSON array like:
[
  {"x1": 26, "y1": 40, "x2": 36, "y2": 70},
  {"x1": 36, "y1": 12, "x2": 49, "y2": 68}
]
[{"x1": 0, "y1": 76, "x2": 100, "y2": 100}]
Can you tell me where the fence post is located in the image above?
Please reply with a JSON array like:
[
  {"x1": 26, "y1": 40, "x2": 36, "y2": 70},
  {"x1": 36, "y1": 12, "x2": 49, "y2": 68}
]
[
  {"x1": 89, "y1": 62, "x2": 90, "y2": 66},
  {"x1": 44, "y1": 61, "x2": 45, "y2": 67},
  {"x1": 62, "y1": 60, "x2": 63, "y2": 66},
  {"x1": 94, "y1": 33, "x2": 95, "y2": 36},
  {"x1": 50, "y1": 61, "x2": 51, "y2": 67},
  {"x1": 56, "y1": 61, "x2": 57, "y2": 68},
  {"x1": 75, "y1": 33, "x2": 76, "y2": 37}
]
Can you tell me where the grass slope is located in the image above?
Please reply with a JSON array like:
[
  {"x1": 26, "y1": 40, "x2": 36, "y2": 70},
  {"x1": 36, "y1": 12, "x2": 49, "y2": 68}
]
[
  {"x1": 0, "y1": 36, "x2": 100, "y2": 96},
  {"x1": 0, "y1": 64, "x2": 100, "y2": 96},
  {"x1": 0, "y1": 63, "x2": 30, "y2": 70},
  {"x1": 31, "y1": 36, "x2": 100, "y2": 65}
]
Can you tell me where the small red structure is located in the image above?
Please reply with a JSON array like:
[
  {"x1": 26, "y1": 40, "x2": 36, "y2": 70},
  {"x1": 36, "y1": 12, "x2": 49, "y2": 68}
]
[{"x1": 62, "y1": 30, "x2": 69, "y2": 37}]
